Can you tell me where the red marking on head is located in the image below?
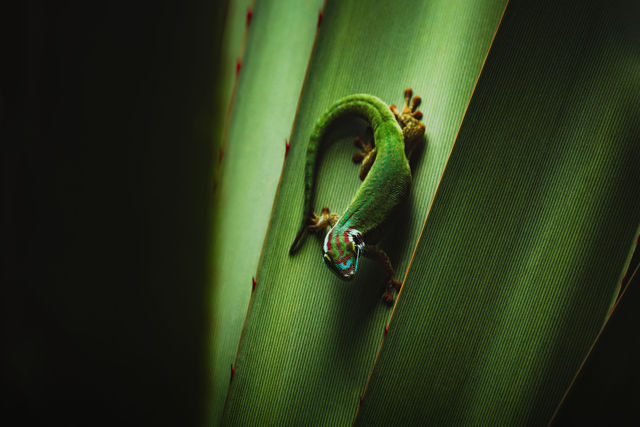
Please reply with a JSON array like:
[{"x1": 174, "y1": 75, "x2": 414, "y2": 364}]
[
  {"x1": 343, "y1": 230, "x2": 353, "y2": 253},
  {"x1": 246, "y1": 9, "x2": 253, "y2": 26},
  {"x1": 252, "y1": 277, "x2": 256, "y2": 292},
  {"x1": 335, "y1": 232, "x2": 342, "y2": 252},
  {"x1": 333, "y1": 253, "x2": 353, "y2": 264},
  {"x1": 317, "y1": 11, "x2": 323, "y2": 27},
  {"x1": 285, "y1": 140, "x2": 290, "y2": 158},
  {"x1": 236, "y1": 60, "x2": 242, "y2": 75},
  {"x1": 337, "y1": 233, "x2": 347, "y2": 258}
]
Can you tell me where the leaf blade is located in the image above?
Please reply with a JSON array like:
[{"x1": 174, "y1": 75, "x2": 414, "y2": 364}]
[
  {"x1": 222, "y1": 0, "x2": 507, "y2": 424},
  {"x1": 209, "y1": 0, "x2": 323, "y2": 422},
  {"x1": 356, "y1": 0, "x2": 640, "y2": 424}
]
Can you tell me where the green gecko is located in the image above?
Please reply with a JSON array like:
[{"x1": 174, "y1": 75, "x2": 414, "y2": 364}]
[{"x1": 289, "y1": 89, "x2": 425, "y2": 304}]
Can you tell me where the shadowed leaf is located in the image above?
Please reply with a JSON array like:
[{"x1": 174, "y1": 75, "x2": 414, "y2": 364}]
[{"x1": 356, "y1": 0, "x2": 640, "y2": 425}]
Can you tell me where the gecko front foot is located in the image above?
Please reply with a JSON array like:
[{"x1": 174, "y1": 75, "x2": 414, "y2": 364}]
[
  {"x1": 352, "y1": 133, "x2": 377, "y2": 180},
  {"x1": 362, "y1": 245, "x2": 402, "y2": 306},
  {"x1": 382, "y1": 279, "x2": 402, "y2": 305},
  {"x1": 308, "y1": 207, "x2": 339, "y2": 233}
]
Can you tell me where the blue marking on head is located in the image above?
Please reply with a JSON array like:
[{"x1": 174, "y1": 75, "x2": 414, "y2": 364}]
[{"x1": 341, "y1": 258, "x2": 353, "y2": 270}]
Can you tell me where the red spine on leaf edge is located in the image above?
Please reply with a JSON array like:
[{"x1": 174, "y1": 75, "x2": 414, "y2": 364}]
[
  {"x1": 246, "y1": 9, "x2": 253, "y2": 26},
  {"x1": 236, "y1": 60, "x2": 242, "y2": 75},
  {"x1": 285, "y1": 140, "x2": 291, "y2": 158},
  {"x1": 230, "y1": 364, "x2": 236, "y2": 383},
  {"x1": 317, "y1": 11, "x2": 323, "y2": 27},
  {"x1": 384, "y1": 326, "x2": 388, "y2": 336},
  {"x1": 219, "y1": 148, "x2": 224, "y2": 162},
  {"x1": 252, "y1": 277, "x2": 256, "y2": 292}
]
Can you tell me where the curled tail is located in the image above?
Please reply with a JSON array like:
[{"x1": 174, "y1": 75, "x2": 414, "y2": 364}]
[
  {"x1": 288, "y1": 94, "x2": 393, "y2": 255},
  {"x1": 289, "y1": 221, "x2": 308, "y2": 255},
  {"x1": 288, "y1": 128, "x2": 320, "y2": 255}
]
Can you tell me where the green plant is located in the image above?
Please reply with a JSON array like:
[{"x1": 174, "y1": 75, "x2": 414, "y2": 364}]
[{"x1": 210, "y1": 0, "x2": 640, "y2": 425}]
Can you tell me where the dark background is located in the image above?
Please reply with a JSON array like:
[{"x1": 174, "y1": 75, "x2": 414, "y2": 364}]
[
  {"x1": 3, "y1": 1, "x2": 225, "y2": 425},
  {"x1": 2, "y1": 1, "x2": 638, "y2": 426}
]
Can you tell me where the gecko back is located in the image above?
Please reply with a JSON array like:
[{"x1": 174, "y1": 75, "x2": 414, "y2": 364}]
[{"x1": 288, "y1": 94, "x2": 405, "y2": 255}]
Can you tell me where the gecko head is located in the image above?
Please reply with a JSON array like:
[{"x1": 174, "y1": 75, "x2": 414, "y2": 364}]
[{"x1": 322, "y1": 227, "x2": 365, "y2": 281}]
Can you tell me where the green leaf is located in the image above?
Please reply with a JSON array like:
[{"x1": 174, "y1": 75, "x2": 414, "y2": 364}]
[
  {"x1": 221, "y1": 0, "x2": 507, "y2": 424},
  {"x1": 211, "y1": 0, "x2": 254, "y2": 183},
  {"x1": 551, "y1": 264, "x2": 640, "y2": 425},
  {"x1": 209, "y1": 0, "x2": 324, "y2": 423},
  {"x1": 356, "y1": 1, "x2": 640, "y2": 425}
]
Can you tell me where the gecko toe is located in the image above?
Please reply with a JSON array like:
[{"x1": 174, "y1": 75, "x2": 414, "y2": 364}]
[
  {"x1": 404, "y1": 88, "x2": 413, "y2": 105},
  {"x1": 382, "y1": 290, "x2": 394, "y2": 305},
  {"x1": 411, "y1": 96, "x2": 421, "y2": 111}
]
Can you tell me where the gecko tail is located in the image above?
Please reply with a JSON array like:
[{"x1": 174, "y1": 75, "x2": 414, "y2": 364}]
[{"x1": 289, "y1": 224, "x2": 308, "y2": 255}]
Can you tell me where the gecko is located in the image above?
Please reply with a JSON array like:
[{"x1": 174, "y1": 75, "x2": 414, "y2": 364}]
[{"x1": 289, "y1": 89, "x2": 425, "y2": 304}]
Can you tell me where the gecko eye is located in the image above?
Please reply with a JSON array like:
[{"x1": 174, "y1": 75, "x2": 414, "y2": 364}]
[{"x1": 352, "y1": 231, "x2": 364, "y2": 246}]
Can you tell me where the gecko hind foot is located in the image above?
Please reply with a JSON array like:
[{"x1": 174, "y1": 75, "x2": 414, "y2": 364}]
[
  {"x1": 390, "y1": 88, "x2": 423, "y2": 123},
  {"x1": 390, "y1": 88, "x2": 426, "y2": 159},
  {"x1": 404, "y1": 88, "x2": 423, "y2": 119},
  {"x1": 352, "y1": 136, "x2": 377, "y2": 180},
  {"x1": 352, "y1": 137, "x2": 368, "y2": 160}
]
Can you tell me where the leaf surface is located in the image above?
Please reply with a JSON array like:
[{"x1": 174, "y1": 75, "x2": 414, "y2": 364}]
[
  {"x1": 209, "y1": 0, "x2": 323, "y2": 422},
  {"x1": 222, "y1": 0, "x2": 507, "y2": 424},
  {"x1": 356, "y1": 1, "x2": 640, "y2": 425}
]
